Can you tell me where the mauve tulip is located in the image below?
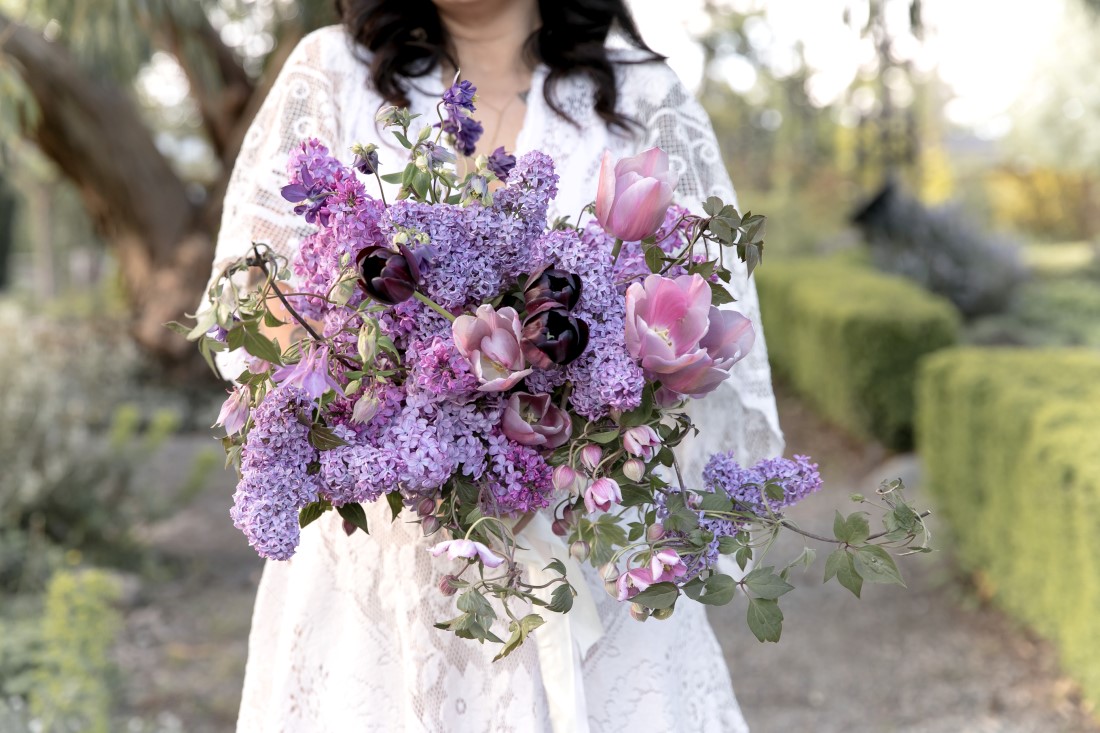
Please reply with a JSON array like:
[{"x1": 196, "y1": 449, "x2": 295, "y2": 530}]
[
  {"x1": 452, "y1": 305, "x2": 532, "y2": 392},
  {"x1": 524, "y1": 268, "x2": 582, "y2": 315},
  {"x1": 428, "y1": 538, "x2": 505, "y2": 568},
  {"x1": 584, "y1": 477, "x2": 622, "y2": 513},
  {"x1": 521, "y1": 308, "x2": 589, "y2": 368},
  {"x1": 624, "y1": 273, "x2": 756, "y2": 398},
  {"x1": 595, "y1": 148, "x2": 678, "y2": 242},
  {"x1": 356, "y1": 243, "x2": 426, "y2": 305},
  {"x1": 501, "y1": 393, "x2": 573, "y2": 449},
  {"x1": 622, "y1": 425, "x2": 661, "y2": 462}
]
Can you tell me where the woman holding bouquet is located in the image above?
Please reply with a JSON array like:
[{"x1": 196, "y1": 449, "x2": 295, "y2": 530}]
[{"x1": 211, "y1": 0, "x2": 784, "y2": 729}]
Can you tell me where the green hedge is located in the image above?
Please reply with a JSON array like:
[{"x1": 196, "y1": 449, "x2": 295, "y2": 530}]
[
  {"x1": 917, "y1": 348, "x2": 1100, "y2": 706},
  {"x1": 756, "y1": 258, "x2": 959, "y2": 448}
]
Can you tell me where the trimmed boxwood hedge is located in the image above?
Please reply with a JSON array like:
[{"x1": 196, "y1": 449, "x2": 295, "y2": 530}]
[
  {"x1": 755, "y1": 258, "x2": 959, "y2": 448},
  {"x1": 917, "y1": 348, "x2": 1100, "y2": 707}
]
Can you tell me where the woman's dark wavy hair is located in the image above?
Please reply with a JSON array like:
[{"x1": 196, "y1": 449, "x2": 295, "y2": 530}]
[{"x1": 334, "y1": 0, "x2": 664, "y2": 131}]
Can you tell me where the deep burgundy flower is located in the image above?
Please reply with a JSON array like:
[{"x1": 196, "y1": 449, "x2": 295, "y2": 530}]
[
  {"x1": 487, "y1": 146, "x2": 517, "y2": 180},
  {"x1": 524, "y1": 268, "x2": 582, "y2": 315},
  {"x1": 521, "y1": 307, "x2": 589, "y2": 368},
  {"x1": 356, "y1": 244, "x2": 426, "y2": 305}
]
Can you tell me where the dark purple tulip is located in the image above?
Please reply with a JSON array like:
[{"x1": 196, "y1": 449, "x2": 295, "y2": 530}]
[
  {"x1": 487, "y1": 146, "x2": 517, "y2": 180},
  {"x1": 521, "y1": 307, "x2": 589, "y2": 368},
  {"x1": 356, "y1": 244, "x2": 426, "y2": 305},
  {"x1": 524, "y1": 268, "x2": 582, "y2": 315}
]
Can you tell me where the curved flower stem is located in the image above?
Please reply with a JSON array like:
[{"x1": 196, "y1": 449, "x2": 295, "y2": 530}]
[
  {"x1": 610, "y1": 237, "x2": 625, "y2": 264},
  {"x1": 774, "y1": 512, "x2": 932, "y2": 545},
  {"x1": 373, "y1": 170, "x2": 389, "y2": 207},
  {"x1": 413, "y1": 291, "x2": 457, "y2": 322}
]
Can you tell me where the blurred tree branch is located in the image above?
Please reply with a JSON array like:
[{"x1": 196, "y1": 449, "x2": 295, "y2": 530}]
[{"x1": 0, "y1": 2, "x2": 331, "y2": 373}]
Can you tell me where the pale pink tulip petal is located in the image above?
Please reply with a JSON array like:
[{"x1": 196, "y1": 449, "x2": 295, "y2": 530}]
[{"x1": 595, "y1": 150, "x2": 615, "y2": 227}]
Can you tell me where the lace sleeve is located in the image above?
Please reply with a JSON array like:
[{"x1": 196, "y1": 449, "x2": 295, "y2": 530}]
[
  {"x1": 209, "y1": 28, "x2": 345, "y2": 282},
  {"x1": 627, "y1": 66, "x2": 785, "y2": 473}
]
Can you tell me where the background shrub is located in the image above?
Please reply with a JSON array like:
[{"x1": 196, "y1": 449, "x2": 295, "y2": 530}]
[
  {"x1": 917, "y1": 348, "x2": 1100, "y2": 707},
  {"x1": 756, "y1": 258, "x2": 959, "y2": 448}
]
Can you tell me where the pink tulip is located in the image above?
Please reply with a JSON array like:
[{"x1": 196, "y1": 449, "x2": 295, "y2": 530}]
[
  {"x1": 622, "y1": 425, "x2": 661, "y2": 462},
  {"x1": 595, "y1": 148, "x2": 678, "y2": 242},
  {"x1": 428, "y1": 538, "x2": 505, "y2": 568},
  {"x1": 584, "y1": 477, "x2": 622, "y2": 513},
  {"x1": 214, "y1": 386, "x2": 250, "y2": 435},
  {"x1": 452, "y1": 304, "x2": 532, "y2": 392},
  {"x1": 616, "y1": 567, "x2": 655, "y2": 602},
  {"x1": 501, "y1": 393, "x2": 573, "y2": 449},
  {"x1": 624, "y1": 274, "x2": 756, "y2": 398}
]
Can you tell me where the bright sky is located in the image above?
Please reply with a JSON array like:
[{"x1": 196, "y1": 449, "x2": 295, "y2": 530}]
[{"x1": 627, "y1": 0, "x2": 1067, "y2": 134}]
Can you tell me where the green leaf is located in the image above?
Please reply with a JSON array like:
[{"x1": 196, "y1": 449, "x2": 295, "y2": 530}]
[
  {"x1": 742, "y1": 567, "x2": 794, "y2": 600},
  {"x1": 833, "y1": 511, "x2": 870, "y2": 545},
  {"x1": 587, "y1": 429, "x2": 620, "y2": 444},
  {"x1": 386, "y1": 491, "x2": 404, "y2": 522},
  {"x1": 698, "y1": 493, "x2": 734, "y2": 513},
  {"x1": 618, "y1": 388, "x2": 654, "y2": 428},
  {"x1": 824, "y1": 549, "x2": 863, "y2": 598},
  {"x1": 543, "y1": 558, "x2": 567, "y2": 576},
  {"x1": 336, "y1": 502, "x2": 369, "y2": 535},
  {"x1": 619, "y1": 484, "x2": 651, "y2": 508},
  {"x1": 457, "y1": 589, "x2": 495, "y2": 618},
  {"x1": 630, "y1": 581, "x2": 680, "y2": 610},
  {"x1": 644, "y1": 245, "x2": 664, "y2": 273},
  {"x1": 709, "y1": 217, "x2": 734, "y2": 243},
  {"x1": 493, "y1": 613, "x2": 545, "y2": 661},
  {"x1": 299, "y1": 499, "x2": 332, "y2": 529},
  {"x1": 709, "y1": 281, "x2": 734, "y2": 306},
  {"x1": 681, "y1": 576, "x2": 706, "y2": 601},
  {"x1": 308, "y1": 425, "x2": 349, "y2": 451},
  {"x1": 392, "y1": 130, "x2": 413, "y2": 148},
  {"x1": 186, "y1": 309, "x2": 218, "y2": 340},
  {"x1": 702, "y1": 196, "x2": 724, "y2": 216},
  {"x1": 547, "y1": 584, "x2": 575, "y2": 614},
  {"x1": 853, "y1": 546, "x2": 906, "y2": 587},
  {"x1": 764, "y1": 481, "x2": 785, "y2": 502},
  {"x1": 746, "y1": 597, "x2": 783, "y2": 642},
  {"x1": 380, "y1": 171, "x2": 405, "y2": 184},
  {"x1": 717, "y1": 535, "x2": 740, "y2": 555},
  {"x1": 734, "y1": 545, "x2": 752, "y2": 570},
  {"x1": 697, "y1": 574, "x2": 737, "y2": 606},
  {"x1": 661, "y1": 494, "x2": 699, "y2": 533},
  {"x1": 242, "y1": 324, "x2": 285, "y2": 365}
]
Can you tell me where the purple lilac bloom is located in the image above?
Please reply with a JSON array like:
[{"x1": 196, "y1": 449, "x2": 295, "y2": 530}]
[
  {"x1": 230, "y1": 386, "x2": 321, "y2": 560},
  {"x1": 484, "y1": 431, "x2": 555, "y2": 515},
  {"x1": 406, "y1": 336, "x2": 480, "y2": 406},
  {"x1": 533, "y1": 226, "x2": 644, "y2": 419}
]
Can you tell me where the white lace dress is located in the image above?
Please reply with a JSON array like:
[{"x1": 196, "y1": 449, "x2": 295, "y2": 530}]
[{"x1": 213, "y1": 25, "x2": 784, "y2": 733}]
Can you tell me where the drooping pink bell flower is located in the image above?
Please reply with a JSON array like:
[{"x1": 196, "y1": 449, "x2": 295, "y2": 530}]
[
  {"x1": 428, "y1": 538, "x2": 505, "y2": 568},
  {"x1": 452, "y1": 304, "x2": 532, "y2": 392},
  {"x1": 616, "y1": 567, "x2": 655, "y2": 602},
  {"x1": 214, "y1": 386, "x2": 250, "y2": 435},
  {"x1": 649, "y1": 548, "x2": 688, "y2": 584},
  {"x1": 624, "y1": 273, "x2": 755, "y2": 398},
  {"x1": 501, "y1": 393, "x2": 573, "y2": 450},
  {"x1": 623, "y1": 425, "x2": 661, "y2": 462},
  {"x1": 584, "y1": 477, "x2": 622, "y2": 513},
  {"x1": 552, "y1": 465, "x2": 578, "y2": 493},
  {"x1": 595, "y1": 148, "x2": 678, "y2": 242},
  {"x1": 271, "y1": 344, "x2": 342, "y2": 400}
]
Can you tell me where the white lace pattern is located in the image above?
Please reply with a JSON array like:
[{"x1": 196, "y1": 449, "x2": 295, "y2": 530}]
[{"x1": 214, "y1": 26, "x2": 784, "y2": 733}]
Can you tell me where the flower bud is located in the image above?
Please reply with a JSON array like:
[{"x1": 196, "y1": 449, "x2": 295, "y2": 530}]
[
  {"x1": 551, "y1": 519, "x2": 568, "y2": 537},
  {"x1": 600, "y1": 562, "x2": 619, "y2": 583},
  {"x1": 580, "y1": 445, "x2": 603, "y2": 473},
  {"x1": 438, "y1": 574, "x2": 460, "y2": 596},
  {"x1": 561, "y1": 505, "x2": 576, "y2": 525},
  {"x1": 652, "y1": 606, "x2": 676, "y2": 621},
  {"x1": 376, "y1": 106, "x2": 399, "y2": 125},
  {"x1": 351, "y1": 142, "x2": 380, "y2": 175},
  {"x1": 352, "y1": 392, "x2": 381, "y2": 424},
  {"x1": 622, "y1": 458, "x2": 645, "y2": 483},
  {"x1": 569, "y1": 540, "x2": 590, "y2": 562},
  {"x1": 342, "y1": 519, "x2": 357, "y2": 536},
  {"x1": 416, "y1": 498, "x2": 436, "y2": 517},
  {"x1": 421, "y1": 515, "x2": 440, "y2": 535},
  {"x1": 552, "y1": 465, "x2": 578, "y2": 493},
  {"x1": 630, "y1": 603, "x2": 650, "y2": 622},
  {"x1": 622, "y1": 425, "x2": 661, "y2": 462},
  {"x1": 357, "y1": 319, "x2": 379, "y2": 365},
  {"x1": 646, "y1": 523, "x2": 666, "y2": 542}
]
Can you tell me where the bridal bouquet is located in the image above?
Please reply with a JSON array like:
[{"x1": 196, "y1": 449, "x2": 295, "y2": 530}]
[{"x1": 185, "y1": 80, "x2": 928, "y2": 657}]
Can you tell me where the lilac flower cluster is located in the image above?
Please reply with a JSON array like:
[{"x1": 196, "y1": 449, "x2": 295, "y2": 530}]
[
  {"x1": 440, "y1": 79, "x2": 483, "y2": 156},
  {"x1": 657, "y1": 453, "x2": 823, "y2": 575},
  {"x1": 230, "y1": 386, "x2": 321, "y2": 560}
]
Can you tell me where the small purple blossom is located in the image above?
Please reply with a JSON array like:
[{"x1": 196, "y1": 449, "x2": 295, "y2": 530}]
[
  {"x1": 272, "y1": 344, "x2": 342, "y2": 400},
  {"x1": 487, "y1": 146, "x2": 517, "y2": 180},
  {"x1": 214, "y1": 387, "x2": 250, "y2": 435},
  {"x1": 429, "y1": 538, "x2": 505, "y2": 568}
]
